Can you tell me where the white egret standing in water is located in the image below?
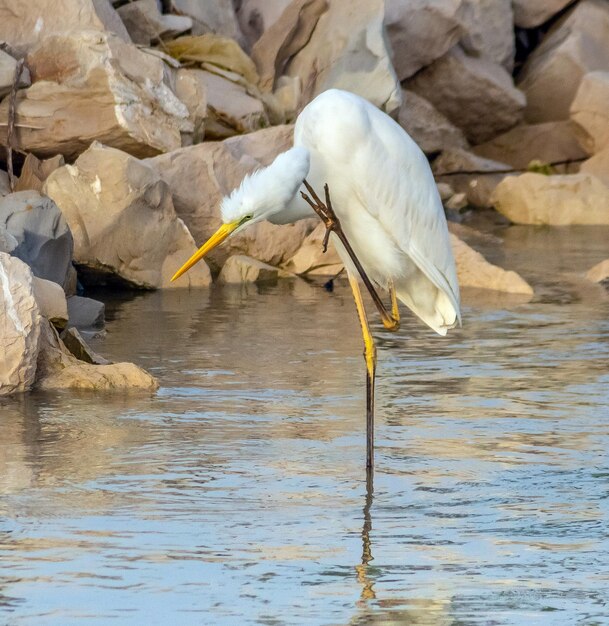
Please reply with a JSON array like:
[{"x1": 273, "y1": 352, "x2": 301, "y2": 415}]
[{"x1": 172, "y1": 89, "x2": 461, "y2": 470}]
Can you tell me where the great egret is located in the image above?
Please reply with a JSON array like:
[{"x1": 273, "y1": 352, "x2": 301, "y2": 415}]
[{"x1": 171, "y1": 89, "x2": 461, "y2": 470}]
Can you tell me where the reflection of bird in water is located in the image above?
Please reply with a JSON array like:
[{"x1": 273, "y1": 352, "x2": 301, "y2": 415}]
[
  {"x1": 356, "y1": 472, "x2": 376, "y2": 602},
  {"x1": 172, "y1": 89, "x2": 461, "y2": 469}
]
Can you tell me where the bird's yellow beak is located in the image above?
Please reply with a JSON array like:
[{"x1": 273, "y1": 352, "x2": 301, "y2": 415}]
[{"x1": 171, "y1": 220, "x2": 240, "y2": 282}]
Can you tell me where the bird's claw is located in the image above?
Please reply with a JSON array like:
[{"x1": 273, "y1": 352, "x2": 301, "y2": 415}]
[{"x1": 301, "y1": 180, "x2": 341, "y2": 255}]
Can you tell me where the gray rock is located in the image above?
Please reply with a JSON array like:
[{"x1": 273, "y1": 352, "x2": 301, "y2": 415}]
[
  {"x1": 407, "y1": 46, "x2": 525, "y2": 144},
  {"x1": 385, "y1": 0, "x2": 466, "y2": 81},
  {"x1": 32, "y1": 276, "x2": 68, "y2": 329},
  {"x1": 61, "y1": 327, "x2": 109, "y2": 365},
  {"x1": 66, "y1": 296, "x2": 105, "y2": 331},
  {"x1": 398, "y1": 89, "x2": 468, "y2": 155},
  {"x1": 0, "y1": 223, "x2": 17, "y2": 253},
  {"x1": 0, "y1": 191, "x2": 74, "y2": 289}
]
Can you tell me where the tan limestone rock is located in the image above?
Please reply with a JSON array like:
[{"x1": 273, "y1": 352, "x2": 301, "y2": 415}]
[
  {"x1": 32, "y1": 276, "x2": 68, "y2": 328},
  {"x1": 0, "y1": 252, "x2": 42, "y2": 395},
  {"x1": 14, "y1": 154, "x2": 65, "y2": 193},
  {"x1": 492, "y1": 172, "x2": 609, "y2": 225},
  {"x1": 251, "y1": 0, "x2": 327, "y2": 93},
  {"x1": 190, "y1": 69, "x2": 269, "y2": 139},
  {"x1": 146, "y1": 125, "x2": 313, "y2": 272},
  {"x1": 236, "y1": 0, "x2": 293, "y2": 48},
  {"x1": 43, "y1": 143, "x2": 212, "y2": 289},
  {"x1": 586, "y1": 259, "x2": 609, "y2": 283},
  {"x1": 580, "y1": 148, "x2": 609, "y2": 186},
  {"x1": 166, "y1": 34, "x2": 259, "y2": 86},
  {"x1": 517, "y1": 0, "x2": 609, "y2": 123},
  {"x1": 473, "y1": 121, "x2": 587, "y2": 170},
  {"x1": 35, "y1": 319, "x2": 158, "y2": 391},
  {"x1": 398, "y1": 90, "x2": 468, "y2": 155},
  {"x1": 283, "y1": 0, "x2": 401, "y2": 114},
  {"x1": 451, "y1": 234, "x2": 534, "y2": 295},
  {"x1": 513, "y1": 0, "x2": 577, "y2": 29},
  {"x1": 570, "y1": 72, "x2": 609, "y2": 155},
  {"x1": 0, "y1": 32, "x2": 190, "y2": 160},
  {"x1": 283, "y1": 222, "x2": 343, "y2": 276},
  {"x1": 0, "y1": 0, "x2": 131, "y2": 55},
  {"x1": 385, "y1": 0, "x2": 466, "y2": 81},
  {"x1": 433, "y1": 148, "x2": 512, "y2": 208},
  {"x1": 407, "y1": 46, "x2": 525, "y2": 144},
  {"x1": 218, "y1": 255, "x2": 286, "y2": 283}
]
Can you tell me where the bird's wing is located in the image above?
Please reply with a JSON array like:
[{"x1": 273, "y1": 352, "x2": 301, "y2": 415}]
[
  {"x1": 354, "y1": 104, "x2": 461, "y2": 317},
  {"x1": 296, "y1": 90, "x2": 460, "y2": 320}
]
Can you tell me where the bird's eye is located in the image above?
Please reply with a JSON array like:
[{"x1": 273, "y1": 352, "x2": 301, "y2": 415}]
[{"x1": 240, "y1": 214, "x2": 253, "y2": 224}]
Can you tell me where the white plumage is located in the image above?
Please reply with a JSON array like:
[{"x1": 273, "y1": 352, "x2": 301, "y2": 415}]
[{"x1": 219, "y1": 88, "x2": 461, "y2": 335}]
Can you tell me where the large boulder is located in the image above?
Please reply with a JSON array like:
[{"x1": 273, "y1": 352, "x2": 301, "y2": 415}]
[
  {"x1": 0, "y1": 253, "x2": 42, "y2": 395},
  {"x1": 398, "y1": 89, "x2": 468, "y2": 156},
  {"x1": 406, "y1": 46, "x2": 525, "y2": 144},
  {"x1": 0, "y1": 191, "x2": 74, "y2": 289},
  {"x1": 512, "y1": 0, "x2": 577, "y2": 29},
  {"x1": 460, "y1": 0, "x2": 514, "y2": 71},
  {"x1": 451, "y1": 234, "x2": 533, "y2": 295},
  {"x1": 0, "y1": 32, "x2": 191, "y2": 160},
  {"x1": 492, "y1": 172, "x2": 609, "y2": 225},
  {"x1": 570, "y1": 72, "x2": 609, "y2": 155},
  {"x1": 384, "y1": 0, "x2": 466, "y2": 81},
  {"x1": 35, "y1": 319, "x2": 158, "y2": 391},
  {"x1": 433, "y1": 148, "x2": 512, "y2": 208},
  {"x1": 251, "y1": 0, "x2": 327, "y2": 93},
  {"x1": 43, "y1": 143, "x2": 212, "y2": 289},
  {"x1": 146, "y1": 125, "x2": 315, "y2": 272},
  {"x1": 176, "y1": 68, "x2": 269, "y2": 140},
  {"x1": 0, "y1": 0, "x2": 130, "y2": 54},
  {"x1": 472, "y1": 121, "x2": 587, "y2": 170},
  {"x1": 274, "y1": 0, "x2": 401, "y2": 114},
  {"x1": 517, "y1": 0, "x2": 609, "y2": 123}
]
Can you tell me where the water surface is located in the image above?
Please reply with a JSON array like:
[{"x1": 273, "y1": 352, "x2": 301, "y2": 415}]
[{"x1": 1, "y1": 225, "x2": 609, "y2": 625}]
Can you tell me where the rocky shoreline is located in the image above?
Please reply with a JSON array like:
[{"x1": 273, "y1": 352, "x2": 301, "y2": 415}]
[{"x1": 1, "y1": 0, "x2": 608, "y2": 396}]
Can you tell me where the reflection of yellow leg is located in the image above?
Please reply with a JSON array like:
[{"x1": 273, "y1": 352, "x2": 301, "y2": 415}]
[{"x1": 348, "y1": 272, "x2": 376, "y2": 470}]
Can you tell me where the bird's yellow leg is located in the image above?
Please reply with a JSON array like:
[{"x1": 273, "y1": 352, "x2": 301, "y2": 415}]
[
  {"x1": 348, "y1": 272, "x2": 376, "y2": 470},
  {"x1": 382, "y1": 280, "x2": 400, "y2": 332}
]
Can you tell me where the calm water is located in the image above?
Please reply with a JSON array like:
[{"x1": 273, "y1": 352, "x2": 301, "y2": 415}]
[{"x1": 1, "y1": 225, "x2": 609, "y2": 625}]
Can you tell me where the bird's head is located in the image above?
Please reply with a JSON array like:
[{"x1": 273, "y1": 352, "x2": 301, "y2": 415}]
[{"x1": 171, "y1": 146, "x2": 310, "y2": 282}]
